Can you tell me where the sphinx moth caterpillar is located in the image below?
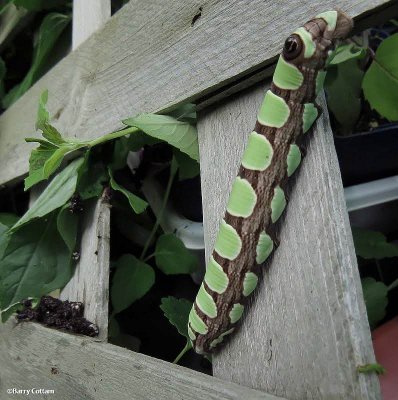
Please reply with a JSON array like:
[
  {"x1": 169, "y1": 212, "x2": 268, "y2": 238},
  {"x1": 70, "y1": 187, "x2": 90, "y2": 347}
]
[{"x1": 188, "y1": 10, "x2": 354, "y2": 354}]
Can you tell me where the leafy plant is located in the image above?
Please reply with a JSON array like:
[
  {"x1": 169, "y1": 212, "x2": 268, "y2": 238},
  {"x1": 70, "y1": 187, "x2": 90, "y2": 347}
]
[
  {"x1": 111, "y1": 255, "x2": 155, "y2": 314},
  {"x1": 155, "y1": 234, "x2": 198, "y2": 275},
  {"x1": 352, "y1": 228, "x2": 398, "y2": 329},
  {"x1": 2, "y1": 12, "x2": 71, "y2": 108},
  {"x1": 0, "y1": 90, "x2": 200, "y2": 342},
  {"x1": 363, "y1": 34, "x2": 398, "y2": 121},
  {"x1": 325, "y1": 43, "x2": 365, "y2": 134},
  {"x1": 325, "y1": 32, "x2": 398, "y2": 135},
  {"x1": 352, "y1": 227, "x2": 398, "y2": 259},
  {"x1": 361, "y1": 277, "x2": 389, "y2": 328},
  {"x1": 160, "y1": 296, "x2": 193, "y2": 363}
]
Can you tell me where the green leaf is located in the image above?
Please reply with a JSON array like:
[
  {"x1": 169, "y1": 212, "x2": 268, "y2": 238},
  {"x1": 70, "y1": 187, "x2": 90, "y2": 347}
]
[
  {"x1": 0, "y1": 213, "x2": 19, "y2": 227},
  {"x1": 24, "y1": 141, "x2": 58, "y2": 190},
  {"x1": 160, "y1": 296, "x2": 192, "y2": 339},
  {"x1": 111, "y1": 137, "x2": 130, "y2": 171},
  {"x1": 167, "y1": 103, "x2": 196, "y2": 124},
  {"x1": 111, "y1": 254, "x2": 155, "y2": 313},
  {"x1": 0, "y1": 222, "x2": 10, "y2": 260},
  {"x1": 155, "y1": 233, "x2": 198, "y2": 275},
  {"x1": 12, "y1": 157, "x2": 84, "y2": 232},
  {"x1": 363, "y1": 33, "x2": 398, "y2": 121},
  {"x1": 126, "y1": 131, "x2": 161, "y2": 152},
  {"x1": 42, "y1": 145, "x2": 76, "y2": 178},
  {"x1": 328, "y1": 43, "x2": 366, "y2": 65},
  {"x1": 352, "y1": 227, "x2": 398, "y2": 259},
  {"x1": 173, "y1": 148, "x2": 200, "y2": 181},
  {"x1": 108, "y1": 168, "x2": 148, "y2": 214},
  {"x1": 57, "y1": 205, "x2": 78, "y2": 252},
  {"x1": 0, "y1": 1, "x2": 13, "y2": 15},
  {"x1": 325, "y1": 59, "x2": 364, "y2": 134},
  {"x1": 0, "y1": 222, "x2": 10, "y2": 259},
  {"x1": 2, "y1": 13, "x2": 70, "y2": 108},
  {"x1": 14, "y1": 0, "x2": 69, "y2": 11},
  {"x1": 36, "y1": 89, "x2": 50, "y2": 128},
  {"x1": 77, "y1": 156, "x2": 107, "y2": 200},
  {"x1": 0, "y1": 215, "x2": 74, "y2": 313},
  {"x1": 361, "y1": 277, "x2": 388, "y2": 329},
  {"x1": 122, "y1": 114, "x2": 199, "y2": 161},
  {"x1": 1, "y1": 302, "x2": 24, "y2": 323},
  {"x1": 36, "y1": 90, "x2": 65, "y2": 145},
  {"x1": 108, "y1": 317, "x2": 120, "y2": 338}
]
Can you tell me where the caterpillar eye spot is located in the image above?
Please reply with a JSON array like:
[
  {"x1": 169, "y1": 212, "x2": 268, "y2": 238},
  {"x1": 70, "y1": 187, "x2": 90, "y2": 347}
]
[{"x1": 283, "y1": 34, "x2": 303, "y2": 60}]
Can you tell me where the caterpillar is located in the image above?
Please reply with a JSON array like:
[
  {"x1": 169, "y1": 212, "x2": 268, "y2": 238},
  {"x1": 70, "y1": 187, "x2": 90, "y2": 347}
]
[{"x1": 188, "y1": 10, "x2": 353, "y2": 354}]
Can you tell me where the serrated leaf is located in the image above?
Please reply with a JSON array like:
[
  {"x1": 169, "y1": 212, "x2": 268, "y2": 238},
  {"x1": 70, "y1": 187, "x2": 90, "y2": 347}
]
[
  {"x1": 2, "y1": 13, "x2": 70, "y2": 108},
  {"x1": 325, "y1": 59, "x2": 364, "y2": 134},
  {"x1": 36, "y1": 89, "x2": 50, "y2": 129},
  {"x1": 123, "y1": 114, "x2": 199, "y2": 161},
  {"x1": 0, "y1": 214, "x2": 74, "y2": 313},
  {"x1": 363, "y1": 33, "x2": 398, "y2": 121},
  {"x1": 108, "y1": 168, "x2": 147, "y2": 214},
  {"x1": 155, "y1": 233, "x2": 198, "y2": 275},
  {"x1": 0, "y1": 213, "x2": 19, "y2": 227},
  {"x1": 111, "y1": 254, "x2": 155, "y2": 313},
  {"x1": 160, "y1": 296, "x2": 192, "y2": 339},
  {"x1": 329, "y1": 43, "x2": 366, "y2": 65},
  {"x1": 173, "y1": 148, "x2": 200, "y2": 181},
  {"x1": 361, "y1": 277, "x2": 388, "y2": 329},
  {"x1": 36, "y1": 90, "x2": 65, "y2": 145},
  {"x1": 24, "y1": 143, "x2": 57, "y2": 190},
  {"x1": 12, "y1": 157, "x2": 84, "y2": 232},
  {"x1": 56, "y1": 205, "x2": 78, "y2": 252},
  {"x1": 352, "y1": 227, "x2": 398, "y2": 259}
]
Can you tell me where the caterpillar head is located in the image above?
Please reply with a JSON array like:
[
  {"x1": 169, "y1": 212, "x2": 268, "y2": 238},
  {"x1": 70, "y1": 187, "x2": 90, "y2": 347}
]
[{"x1": 282, "y1": 10, "x2": 353, "y2": 69}]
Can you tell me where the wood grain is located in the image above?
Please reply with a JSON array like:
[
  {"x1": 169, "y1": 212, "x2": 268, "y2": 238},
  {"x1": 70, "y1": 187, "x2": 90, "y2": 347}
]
[
  {"x1": 72, "y1": 0, "x2": 111, "y2": 49},
  {"x1": 0, "y1": 0, "x2": 394, "y2": 186},
  {"x1": 59, "y1": 195, "x2": 111, "y2": 341},
  {"x1": 197, "y1": 83, "x2": 381, "y2": 399},
  {"x1": 59, "y1": 0, "x2": 111, "y2": 341},
  {"x1": 0, "y1": 321, "x2": 285, "y2": 400}
]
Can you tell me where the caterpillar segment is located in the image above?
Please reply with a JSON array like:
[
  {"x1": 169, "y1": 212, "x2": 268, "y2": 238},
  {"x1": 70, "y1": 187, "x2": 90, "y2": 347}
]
[{"x1": 189, "y1": 10, "x2": 353, "y2": 354}]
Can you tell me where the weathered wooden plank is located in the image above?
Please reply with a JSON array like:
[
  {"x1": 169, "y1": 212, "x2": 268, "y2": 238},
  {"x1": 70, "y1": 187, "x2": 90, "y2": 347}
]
[
  {"x1": 72, "y1": 0, "x2": 111, "y2": 49},
  {"x1": 0, "y1": 0, "x2": 394, "y2": 186},
  {"x1": 58, "y1": 0, "x2": 111, "y2": 341},
  {"x1": 0, "y1": 321, "x2": 285, "y2": 400},
  {"x1": 197, "y1": 83, "x2": 381, "y2": 399},
  {"x1": 59, "y1": 195, "x2": 111, "y2": 341}
]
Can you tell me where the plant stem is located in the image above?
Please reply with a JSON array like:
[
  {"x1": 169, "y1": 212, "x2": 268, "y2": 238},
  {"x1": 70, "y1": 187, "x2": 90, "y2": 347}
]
[
  {"x1": 143, "y1": 251, "x2": 174, "y2": 263},
  {"x1": 173, "y1": 341, "x2": 192, "y2": 364},
  {"x1": 387, "y1": 278, "x2": 398, "y2": 292},
  {"x1": 140, "y1": 158, "x2": 177, "y2": 260},
  {"x1": 86, "y1": 126, "x2": 141, "y2": 148},
  {"x1": 143, "y1": 253, "x2": 156, "y2": 263}
]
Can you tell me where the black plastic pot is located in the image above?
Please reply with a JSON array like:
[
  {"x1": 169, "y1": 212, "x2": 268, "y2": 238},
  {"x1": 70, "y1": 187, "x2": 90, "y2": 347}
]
[{"x1": 334, "y1": 123, "x2": 398, "y2": 187}]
